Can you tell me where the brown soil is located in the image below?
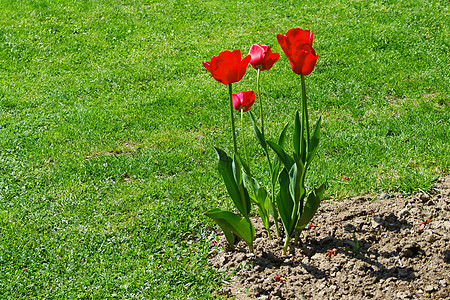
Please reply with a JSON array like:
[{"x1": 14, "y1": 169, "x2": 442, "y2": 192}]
[{"x1": 209, "y1": 176, "x2": 450, "y2": 299}]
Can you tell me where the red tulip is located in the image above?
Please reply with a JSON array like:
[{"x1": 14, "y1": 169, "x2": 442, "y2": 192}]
[
  {"x1": 277, "y1": 28, "x2": 319, "y2": 76},
  {"x1": 203, "y1": 50, "x2": 251, "y2": 85},
  {"x1": 232, "y1": 91, "x2": 255, "y2": 112},
  {"x1": 248, "y1": 44, "x2": 280, "y2": 71}
]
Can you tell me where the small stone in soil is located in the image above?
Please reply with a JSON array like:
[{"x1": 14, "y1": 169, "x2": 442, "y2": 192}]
[
  {"x1": 420, "y1": 193, "x2": 430, "y2": 202},
  {"x1": 372, "y1": 217, "x2": 382, "y2": 229},
  {"x1": 400, "y1": 244, "x2": 421, "y2": 258},
  {"x1": 344, "y1": 223, "x2": 356, "y2": 232},
  {"x1": 301, "y1": 247, "x2": 314, "y2": 257},
  {"x1": 380, "y1": 192, "x2": 390, "y2": 199},
  {"x1": 397, "y1": 208, "x2": 410, "y2": 219},
  {"x1": 425, "y1": 284, "x2": 437, "y2": 292}
]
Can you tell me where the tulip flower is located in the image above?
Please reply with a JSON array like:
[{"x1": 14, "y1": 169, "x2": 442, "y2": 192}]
[
  {"x1": 248, "y1": 44, "x2": 280, "y2": 71},
  {"x1": 202, "y1": 50, "x2": 251, "y2": 85},
  {"x1": 269, "y1": 29, "x2": 323, "y2": 255},
  {"x1": 203, "y1": 50, "x2": 256, "y2": 254},
  {"x1": 232, "y1": 91, "x2": 255, "y2": 112},
  {"x1": 277, "y1": 28, "x2": 318, "y2": 76}
]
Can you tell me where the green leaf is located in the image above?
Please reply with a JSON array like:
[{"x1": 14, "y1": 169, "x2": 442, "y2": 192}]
[
  {"x1": 292, "y1": 152, "x2": 306, "y2": 202},
  {"x1": 301, "y1": 135, "x2": 307, "y2": 164},
  {"x1": 233, "y1": 154, "x2": 251, "y2": 216},
  {"x1": 256, "y1": 186, "x2": 270, "y2": 230},
  {"x1": 257, "y1": 186, "x2": 268, "y2": 209},
  {"x1": 204, "y1": 208, "x2": 235, "y2": 250},
  {"x1": 241, "y1": 165, "x2": 270, "y2": 232},
  {"x1": 267, "y1": 140, "x2": 294, "y2": 171},
  {"x1": 271, "y1": 123, "x2": 289, "y2": 187},
  {"x1": 278, "y1": 123, "x2": 289, "y2": 147},
  {"x1": 307, "y1": 116, "x2": 321, "y2": 164},
  {"x1": 268, "y1": 195, "x2": 279, "y2": 228},
  {"x1": 296, "y1": 183, "x2": 325, "y2": 230},
  {"x1": 271, "y1": 160, "x2": 280, "y2": 187},
  {"x1": 232, "y1": 154, "x2": 242, "y2": 186},
  {"x1": 214, "y1": 147, "x2": 247, "y2": 216},
  {"x1": 277, "y1": 169, "x2": 296, "y2": 237},
  {"x1": 288, "y1": 161, "x2": 301, "y2": 204},
  {"x1": 242, "y1": 167, "x2": 259, "y2": 195},
  {"x1": 204, "y1": 209, "x2": 255, "y2": 246},
  {"x1": 249, "y1": 111, "x2": 267, "y2": 151},
  {"x1": 238, "y1": 153, "x2": 252, "y2": 178}
]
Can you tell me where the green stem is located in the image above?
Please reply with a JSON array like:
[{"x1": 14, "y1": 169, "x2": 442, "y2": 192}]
[
  {"x1": 294, "y1": 229, "x2": 303, "y2": 246},
  {"x1": 282, "y1": 235, "x2": 290, "y2": 256},
  {"x1": 244, "y1": 216, "x2": 254, "y2": 254},
  {"x1": 301, "y1": 75, "x2": 310, "y2": 147},
  {"x1": 272, "y1": 183, "x2": 281, "y2": 238},
  {"x1": 228, "y1": 83, "x2": 238, "y2": 154},
  {"x1": 256, "y1": 68, "x2": 264, "y2": 136},
  {"x1": 248, "y1": 243, "x2": 254, "y2": 254},
  {"x1": 256, "y1": 68, "x2": 280, "y2": 238},
  {"x1": 241, "y1": 109, "x2": 251, "y2": 174}
]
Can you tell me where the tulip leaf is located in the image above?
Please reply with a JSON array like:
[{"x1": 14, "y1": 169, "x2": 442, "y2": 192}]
[
  {"x1": 204, "y1": 208, "x2": 235, "y2": 250},
  {"x1": 271, "y1": 159, "x2": 281, "y2": 187},
  {"x1": 267, "y1": 140, "x2": 294, "y2": 171},
  {"x1": 277, "y1": 169, "x2": 296, "y2": 237},
  {"x1": 288, "y1": 161, "x2": 301, "y2": 205},
  {"x1": 301, "y1": 135, "x2": 307, "y2": 165},
  {"x1": 249, "y1": 111, "x2": 267, "y2": 151},
  {"x1": 214, "y1": 147, "x2": 247, "y2": 216},
  {"x1": 242, "y1": 165, "x2": 259, "y2": 195},
  {"x1": 279, "y1": 123, "x2": 289, "y2": 147},
  {"x1": 233, "y1": 155, "x2": 251, "y2": 216},
  {"x1": 204, "y1": 208, "x2": 255, "y2": 248},
  {"x1": 238, "y1": 153, "x2": 252, "y2": 177},
  {"x1": 307, "y1": 116, "x2": 321, "y2": 164},
  {"x1": 241, "y1": 163, "x2": 270, "y2": 233},
  {"x1": 256, "y1": 186, "x2": 270, "y2": 230},
  {"x1": 270, "y1": 123, "x2": 289, "y2": 187},
  {"x1": 257, "y1": 186, "x2": 268, "y2": 210},
  {"x1": 291, "y1": 155, "x2": 306, "y2": 201},
  {"x1": 232, "y1": 154, "x2": 242, "y2": 186},
  {"x1": 296, "y1": 183, "x2": 325, "y2": 231},
  {"x1": 268, "y1": 193, "x2": 279, "y2": 229}
]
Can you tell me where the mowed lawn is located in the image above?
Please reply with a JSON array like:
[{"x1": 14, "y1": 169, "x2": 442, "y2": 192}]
[{"x1": 0, "y1": 0, "x2": 448, "y2": 298}]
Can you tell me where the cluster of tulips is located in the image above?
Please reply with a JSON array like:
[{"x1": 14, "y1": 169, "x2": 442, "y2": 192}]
[{"x1": 203, "y1": 28, "x2": 324, "y2": 255}]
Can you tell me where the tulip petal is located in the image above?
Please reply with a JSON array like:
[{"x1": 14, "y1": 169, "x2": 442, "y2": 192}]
[
  {"x1": 249, "y1": 44, "x2": 265, "y2": 65},
  {"x1": 277, "y1": 34, "x2": 289, "y2": 56},
  {"x1": 302, "y1": 53, "x2": 319, "y2": 76},
  {"x1": 261, "y1": 52, "x2": 280, "y2": 71},
  {"x1": 202, "y1": 61, "x2": 212, "y2": 72}
]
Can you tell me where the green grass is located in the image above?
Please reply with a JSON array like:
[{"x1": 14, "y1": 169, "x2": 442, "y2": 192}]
[{"x1": 0, "y1": 0, "x2": 448, "y2": 298}]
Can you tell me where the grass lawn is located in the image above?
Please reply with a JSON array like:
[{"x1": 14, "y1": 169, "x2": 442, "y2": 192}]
[{"x1": 0, "y1": 0, "x2": 448, "y2": 298}]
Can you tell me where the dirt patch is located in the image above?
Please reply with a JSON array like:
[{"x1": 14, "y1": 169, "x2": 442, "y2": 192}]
[{"x1": 209, "y1": 176, "x2": 450, "y2": 299}]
